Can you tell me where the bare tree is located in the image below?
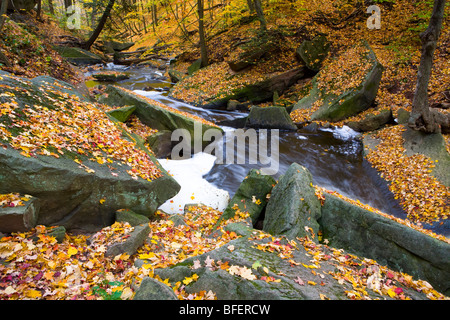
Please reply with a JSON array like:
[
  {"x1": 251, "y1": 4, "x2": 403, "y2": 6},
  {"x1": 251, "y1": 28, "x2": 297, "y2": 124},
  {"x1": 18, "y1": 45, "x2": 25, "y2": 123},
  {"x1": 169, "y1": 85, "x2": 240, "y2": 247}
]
[
  {"x1": 198, "y1": 0, "x2": 208, "y2": 67},
  {"x1": 83, "y1": 0, "x2": 116, "y2": 50},
  {"x1": 408, "y1": 0, "x2": 449, "y2": 133}
]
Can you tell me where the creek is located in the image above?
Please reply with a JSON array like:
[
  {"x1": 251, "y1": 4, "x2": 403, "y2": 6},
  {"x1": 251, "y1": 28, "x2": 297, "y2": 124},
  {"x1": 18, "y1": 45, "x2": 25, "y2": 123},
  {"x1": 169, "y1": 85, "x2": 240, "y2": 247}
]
[{"x1": 86, "y1": 63, "x2": 411, "y2": 228}]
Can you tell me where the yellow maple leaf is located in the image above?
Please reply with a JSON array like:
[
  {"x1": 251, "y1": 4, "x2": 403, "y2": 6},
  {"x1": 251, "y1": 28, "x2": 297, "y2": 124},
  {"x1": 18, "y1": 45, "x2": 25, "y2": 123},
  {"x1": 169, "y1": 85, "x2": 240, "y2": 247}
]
[
  {"x1": 387, "y1": 288, "x2": 396, "y2": 298},
  {"x1": 67, "y1": 246, "x2": 78, "y2": 257},
  {"x1": 26, "y1": 289, "x2": 42, "y2": 299}
]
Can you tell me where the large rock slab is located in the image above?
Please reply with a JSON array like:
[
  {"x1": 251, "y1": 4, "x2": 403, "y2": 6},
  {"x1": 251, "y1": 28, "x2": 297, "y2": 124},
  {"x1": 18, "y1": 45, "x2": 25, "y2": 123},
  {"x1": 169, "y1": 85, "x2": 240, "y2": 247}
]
[
  {"x1": 291, "y1": 41, "x2": 383, "y2": 122},
  {"x1": 320, "y1": 192, "x2": 450, "y2": 295},
  {"x1": 54, "y1": 46, "x2": 103, "y2": 65},
  {"x1": 263, "y1": 163, "x2": 321, "y2": 239},
  {"x1": 100, "y1": 85, "x2": 222, "y2": 148},
  {"x1": 0, "y1": 71, "x2": 180, "y2": 232},
  {"x1": 147, "y1": 236, "x2": 349, "y2": 300}
]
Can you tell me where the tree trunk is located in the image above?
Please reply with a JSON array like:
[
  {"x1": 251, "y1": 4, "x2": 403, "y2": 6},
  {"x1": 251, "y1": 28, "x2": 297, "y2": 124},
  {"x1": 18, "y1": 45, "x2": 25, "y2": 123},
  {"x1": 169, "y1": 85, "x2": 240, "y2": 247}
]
[
  {"x1": 247, "y1": 0, "x2": 255, "y2": 13},
  {"x1": 253, "y1": 0, "x2": 266, "y2": 31},
  {"x1": 83, "y1": 0, "x2": 116, "y2": 50},
  {"x1": 36, "y1": 0, "x2": 42, "y2": 20},
  {"x1": 64, "y1": 0, "x2": 73, "y2": 16},
  {"x1": 409, "y1": 0, "x2": 449, "y2": 133},
  {"x1": 198, "y1": 0, "x2": 208, "y2": 67},
  {"x1": 48, "y1": 0, "x2": 54, "y2": 15},
  {"x1": 0, "y1": 0, "x2": 8, "y2": 32}
]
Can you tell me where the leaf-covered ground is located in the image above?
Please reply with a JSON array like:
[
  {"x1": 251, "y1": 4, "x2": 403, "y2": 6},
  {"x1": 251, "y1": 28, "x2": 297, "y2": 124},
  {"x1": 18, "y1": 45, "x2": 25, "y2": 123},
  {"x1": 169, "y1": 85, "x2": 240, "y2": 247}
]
[{"x1": 1, "y1": 202, "x2": 448, "y2": 300}]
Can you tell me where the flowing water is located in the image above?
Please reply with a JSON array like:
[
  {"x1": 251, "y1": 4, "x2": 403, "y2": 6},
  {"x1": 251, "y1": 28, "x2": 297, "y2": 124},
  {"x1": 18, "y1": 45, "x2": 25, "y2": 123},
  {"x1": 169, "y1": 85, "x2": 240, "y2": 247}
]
[{"x1": 86, "y1": 63, "x2": 447, "y2": 235}]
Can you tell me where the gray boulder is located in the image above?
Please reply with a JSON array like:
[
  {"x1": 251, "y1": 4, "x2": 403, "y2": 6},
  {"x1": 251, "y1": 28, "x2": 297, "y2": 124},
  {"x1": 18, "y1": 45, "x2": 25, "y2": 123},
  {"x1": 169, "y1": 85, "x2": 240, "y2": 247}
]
[
  {"x1": 296, "y1": 35, "x2": 330, "y2": 72},
  {"x1": 150, "y1": 231, "x2": 429, "y2": 300},
  {"x1": 220, "y1": 169, "x2": 276, "y2": 225},
  {"x1": 133, "y1": 277, "x2": 178, "y2": 300},
  {"x1": 346, "y1": 108, "x2": 393, "y2": 132},
  {"x1": 105, "y1": 224, "x2": 150, "y2": 257},
  {"x1": 187, "y1": 58, "x2": 202, "y2": 76},
  {"x1": 263, "y1": 163, "x2": 321, "y2": 240},
  {"x1": 0, "y1": 196, "x2": 39, "y2": 233},
  {"x1": 146, "y1": 130, "x2": 173, "y2": 158},
  {"x1": 245, "y1": 106, "x2": 297, "y2": 131}
]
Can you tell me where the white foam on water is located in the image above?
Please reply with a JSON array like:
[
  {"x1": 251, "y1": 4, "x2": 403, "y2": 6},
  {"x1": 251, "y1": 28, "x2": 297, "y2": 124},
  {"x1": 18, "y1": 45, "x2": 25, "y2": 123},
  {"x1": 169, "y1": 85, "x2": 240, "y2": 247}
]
[
  {"x1": 133, "y1": 89, "x2": 160, "y2": 97},
  {"x1": 320, "y1": 125, "x2": 360, "y2": 141},
  {"x1": 105, "y1": 62, "x2": 128, "y2": 70},
  {"x1": 157, "y1": 152, "x2": 230, "y2": 214}
]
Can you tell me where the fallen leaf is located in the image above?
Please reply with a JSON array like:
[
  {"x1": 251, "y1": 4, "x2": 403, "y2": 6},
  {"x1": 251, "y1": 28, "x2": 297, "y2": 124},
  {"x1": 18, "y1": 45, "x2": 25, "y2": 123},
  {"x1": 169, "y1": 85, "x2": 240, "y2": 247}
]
[{"x1": 294, "y1": 276, "x2": 305, "y2": 286}]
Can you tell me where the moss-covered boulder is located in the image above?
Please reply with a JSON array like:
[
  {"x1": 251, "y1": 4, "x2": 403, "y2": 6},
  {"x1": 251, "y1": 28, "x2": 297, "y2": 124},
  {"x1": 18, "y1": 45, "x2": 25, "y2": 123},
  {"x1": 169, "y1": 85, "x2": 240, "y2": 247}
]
[
  {"x1": 227, "y1": 42, "x2": 272, "y2": 72},
  {"x1": 133, "y1": 277, "x2": 178, "y2": 300},
  {"x1": 291, "y1": 41, "x2": 383, "y2": 122},
  {"x1": 187, "y1": 58, "x2": 202, "y2": 75},
  {"x1": 168, "y1": 59, "x2": 188, "y2": 83},
  {"x1": 0, "y1": 71, "x2": 180, "y2": 232},
  {"x1": 346, "y1": 108, "x2": 393, "y2": 132},
  {"x1": 296, "y1": 35, "x2": 330, "y2": 72},
  {"x1": 219, "y1": 169, "x2": 276, "y2": 225},
  {"x1": 263, "y1": 163, "x2": 321, "y2": 240},
  {"x1": 245, "y1": 106, "x2": 297, "y2": 130},
  {"x1": 146, "y1": 130, "x2": 173, "y2": 158},
  {"x1": 105, "y1": 223, "x2": 150, "y2": 257},
  {"x1": 115, "y1": 208, "x2": 149, "y2": 226},
  {"x1": 106, "y1": 105, "x2": 136, "y2": 123},
  {"x1": 54, "y1": 46, "x2": 103, "y2": 65},
  {"x1": 402, "y1": 126, "x2": 450, "y2": 187}
]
